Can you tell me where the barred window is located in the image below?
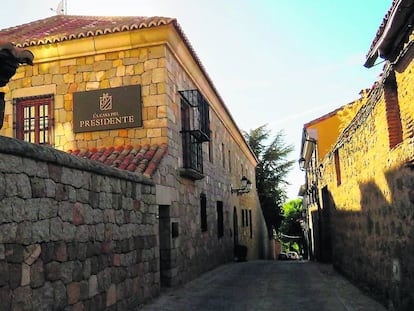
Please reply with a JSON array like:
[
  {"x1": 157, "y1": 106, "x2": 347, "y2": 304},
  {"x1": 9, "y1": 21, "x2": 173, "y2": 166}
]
[{"x1": 179, "y1": 90, "x2": 210, "y2": 179}]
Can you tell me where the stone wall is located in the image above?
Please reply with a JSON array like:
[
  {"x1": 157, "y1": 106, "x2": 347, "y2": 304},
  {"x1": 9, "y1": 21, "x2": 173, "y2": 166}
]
[
  {"x1": 150, "y1": 48, "x2": 270, "y2": 286},
  {"x1": 320, "y1": 64, "x2": 414, "y2": 309},
  {"x1": 0, "y1": 136, "x2": 159, "y2": 310},
  {"x1": 328, "y1": 166, "x2": 414, "y2": 309}
]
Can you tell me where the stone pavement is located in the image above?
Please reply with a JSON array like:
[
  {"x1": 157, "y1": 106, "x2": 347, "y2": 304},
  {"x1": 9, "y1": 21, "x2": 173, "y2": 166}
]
[{"x1": 138, "y1": 260, "x2": 387, "y2": 311}]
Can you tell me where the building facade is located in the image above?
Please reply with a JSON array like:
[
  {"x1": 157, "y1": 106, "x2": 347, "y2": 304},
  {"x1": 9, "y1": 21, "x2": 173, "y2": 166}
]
[
  {"x1": 299, "y1": 99, "x2": 366, "y2": 261},
  {"x1": 0, "y1": 14, "x2": 270, "y2": 290},
  {"x1": 300, "y1": 1, "x2": 414, "y2": 309}
]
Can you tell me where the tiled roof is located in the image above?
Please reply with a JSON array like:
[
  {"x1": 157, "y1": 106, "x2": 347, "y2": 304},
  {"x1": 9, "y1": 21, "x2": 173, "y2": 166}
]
[
  {"x1": 0, "y1": 15, "x2": 176, "y2": 48},
  {"x1": 68, "y1": 143, "x2": 167, "y2": 177},
  {"x1": 366, "y1": 1, "x2": 399, "y2": 54},
  {"x1": 0, "y1": 15, "x2": 227, "y2": 121},
  {"x1": 364, "y1": 0, "x2": 413, "y2": 67}
]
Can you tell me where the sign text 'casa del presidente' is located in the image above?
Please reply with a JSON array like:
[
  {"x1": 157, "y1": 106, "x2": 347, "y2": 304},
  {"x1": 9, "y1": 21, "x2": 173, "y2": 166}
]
[{"x1": 73, "y1": 85, "x2": 142, "y2": 133}]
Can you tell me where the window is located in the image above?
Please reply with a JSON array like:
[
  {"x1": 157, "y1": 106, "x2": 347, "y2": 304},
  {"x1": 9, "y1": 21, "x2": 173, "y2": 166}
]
[
  {"x1": 217, "y1": 201, "x2": 224, "y2": 238},
  {"x1": 222, "y1": 143, "x2": 225, "y2": 168},
  {"x1": 15, "y1": 95, "x2": 53, "y2": 145},
  {"x1": 384, "y1": 71, "x2": 403, "y2": 149},
  {"x1": 242, "y1": 209, "x2": 248, "y2": 227},
  {"x1": 334, "y1": 149, "x2": 341, "y2": 186},
  {"x1": 249, "y1": 210, "x2": 253, "y2": 239},
  {"x1": 208, "y1": 130, "x2": 214, "y2": 163},
  {"x1": 241, "y1": 209, "x2": 252, "y2": 237},
  {"x1": 179, "y1": 90, "x2": 210, "y2": 179},
  {"x1": 200, "y1": 193, "x2": 207, "y2": 232},
  {"x1": 228, "y1": 150, "x2": 231, "y2": 172}
]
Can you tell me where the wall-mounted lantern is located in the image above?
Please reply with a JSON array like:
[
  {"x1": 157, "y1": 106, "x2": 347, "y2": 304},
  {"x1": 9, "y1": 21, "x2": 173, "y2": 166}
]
[
  {"x1": 298, "y1": 157, "x2": 306, "y2": 170},
  {"x1": 231, "y1": 176, "x2": 252, "y2": 195},
  {"x1": 299, "y1": 138, "x2": 316, "y2": 171}
]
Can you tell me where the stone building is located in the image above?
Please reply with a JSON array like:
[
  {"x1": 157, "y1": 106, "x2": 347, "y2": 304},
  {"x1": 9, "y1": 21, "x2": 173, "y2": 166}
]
[
  {"x1": 299, "y1": 107, "x2": 342, "y2": 262},
  {"x1": 299, "y1": 99, "x2": 366, "y2": 262},
  {"x1": 0, "y1": 13, "x2": 270, "y2": 307},
  {"x1": 300, "y1": 0, "x2": 414, "y2": 309}
]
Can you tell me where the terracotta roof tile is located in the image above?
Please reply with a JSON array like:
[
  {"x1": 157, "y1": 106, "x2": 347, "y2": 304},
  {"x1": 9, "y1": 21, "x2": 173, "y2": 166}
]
[
  {"x1": 144, "y1": 144, "x2": 167, "y2": 176},
  {"x1": 366, "y1": 0, "x2": 400, "y2": 53},
  {"x1": 68, "y1": 143, "x2": 167, "y2": 177},
  {"x1": 0, "y1": 15, "x2": 175, "y2": 48},
  {"x1": 365, "y1": 0, "x2": 412, "y2": 66}
]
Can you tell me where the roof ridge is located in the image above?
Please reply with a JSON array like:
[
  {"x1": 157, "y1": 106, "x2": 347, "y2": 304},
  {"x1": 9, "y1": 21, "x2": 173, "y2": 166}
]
[{"x1": 0, "y1": 15, "x2": 176, "y2": 48}]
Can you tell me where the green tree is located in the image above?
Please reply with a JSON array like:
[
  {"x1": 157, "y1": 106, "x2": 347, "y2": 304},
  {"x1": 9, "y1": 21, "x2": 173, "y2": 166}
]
[
  {"x1": 243, "y1": 124, "x2": 295, "y2": 235},
  {"x1": 280, "y1": 198, "x2": 305, "y2": 254},
  {"x1": 280, "y1": 198, "x2": 303, "y2": 236}
]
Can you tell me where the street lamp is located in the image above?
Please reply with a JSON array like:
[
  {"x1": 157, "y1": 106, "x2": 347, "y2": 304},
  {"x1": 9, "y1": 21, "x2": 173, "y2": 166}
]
[
  {"x1": 231, "y1": 176, "x2": 252, "y2": 195},
  {"x1": 299, "y1": 138, "x2": 316, "y2": 171}
]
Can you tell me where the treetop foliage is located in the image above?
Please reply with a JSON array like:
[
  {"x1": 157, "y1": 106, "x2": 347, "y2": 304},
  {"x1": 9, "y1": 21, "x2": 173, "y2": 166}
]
[{"x1": 243, "y1": 124, "x2": 295, "y2": 233}]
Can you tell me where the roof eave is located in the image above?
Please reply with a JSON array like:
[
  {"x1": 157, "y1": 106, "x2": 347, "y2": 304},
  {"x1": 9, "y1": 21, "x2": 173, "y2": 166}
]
[
  {"x1": 364, "y1": 0, "x2": 412, "y2": 68},
  {"x1": 364, "y1": 51, "x2": 379, "y2": 68}
]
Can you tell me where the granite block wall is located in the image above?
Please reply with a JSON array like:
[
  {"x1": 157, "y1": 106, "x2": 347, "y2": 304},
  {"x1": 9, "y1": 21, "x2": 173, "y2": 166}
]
[
  {"x1": 320, "y1": 65, "x2": 414, "y2": 309},
  {"x1": 0, "y1": 136, "x2": 159, "y2": 310}
]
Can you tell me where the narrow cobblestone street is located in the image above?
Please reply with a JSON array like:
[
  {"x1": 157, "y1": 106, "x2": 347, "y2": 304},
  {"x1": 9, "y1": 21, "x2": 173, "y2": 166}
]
[{"x1": 139, "y1": 260, "x2": 386, "y2": 311}]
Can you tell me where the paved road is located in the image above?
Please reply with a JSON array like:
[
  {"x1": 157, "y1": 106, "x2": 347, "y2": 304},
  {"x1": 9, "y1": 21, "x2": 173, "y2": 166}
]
[{"x1": 139, "y1": 260, "x2": 386, "y2": 311}]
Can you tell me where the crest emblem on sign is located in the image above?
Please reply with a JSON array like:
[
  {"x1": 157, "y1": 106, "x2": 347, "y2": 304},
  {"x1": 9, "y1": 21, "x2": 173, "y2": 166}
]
[{"x1": 99, "y1": 93, "x2": 112, "y2": 111}]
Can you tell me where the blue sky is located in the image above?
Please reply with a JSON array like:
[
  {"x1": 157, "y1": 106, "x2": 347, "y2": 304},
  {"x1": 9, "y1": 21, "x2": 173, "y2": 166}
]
[{"x1": 1, "y1": 0, "x2": 392, "y2": 199}]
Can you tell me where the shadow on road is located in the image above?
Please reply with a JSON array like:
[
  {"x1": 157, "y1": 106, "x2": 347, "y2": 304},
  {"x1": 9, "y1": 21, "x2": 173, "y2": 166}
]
[{"x1": 138, "y1": 260, "x2": 386, "y2": 311}]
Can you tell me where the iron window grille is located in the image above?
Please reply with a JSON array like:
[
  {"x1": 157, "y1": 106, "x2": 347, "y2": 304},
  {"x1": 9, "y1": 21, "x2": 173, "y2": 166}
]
[
  {"x1": 179, "y1": 89, "x2": 210, "y2": 177},
  {"x1": 179, "y1": 89, "x2": 210, "y2": 142},
  {"x1": 182, "y1": 131, "x2": 204, "y2": 173}
]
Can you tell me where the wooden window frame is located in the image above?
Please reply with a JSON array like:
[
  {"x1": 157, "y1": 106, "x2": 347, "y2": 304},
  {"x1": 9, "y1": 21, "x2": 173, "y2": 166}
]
[{"x1": 15, "y1": 95, "x2": 54, "y2": 145}]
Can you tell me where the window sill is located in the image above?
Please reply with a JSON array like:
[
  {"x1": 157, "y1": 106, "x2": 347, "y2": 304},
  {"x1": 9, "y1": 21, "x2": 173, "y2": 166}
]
[{"x1": 179, "y1": 168, "x2": 204, "y2": 180}]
